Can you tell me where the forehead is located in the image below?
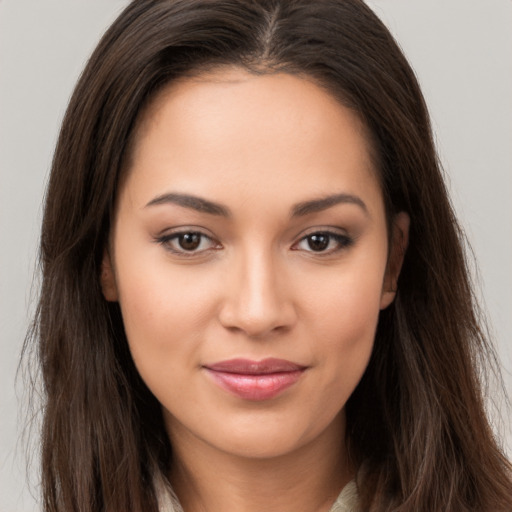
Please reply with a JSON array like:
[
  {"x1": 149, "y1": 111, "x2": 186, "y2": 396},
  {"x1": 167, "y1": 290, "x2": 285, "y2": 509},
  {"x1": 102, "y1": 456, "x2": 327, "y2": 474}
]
[{"x1": 123, "y1": 67, "x2": 383, "y2": 216}]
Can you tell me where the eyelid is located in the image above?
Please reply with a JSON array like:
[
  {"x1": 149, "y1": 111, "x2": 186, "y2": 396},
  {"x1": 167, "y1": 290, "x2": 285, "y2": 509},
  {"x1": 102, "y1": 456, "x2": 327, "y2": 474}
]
[
  {"x1": 154, "y1": 226, "x2": 222, "y2": 256},
  {"x1": 291, "y1": 227, "x2": 354, "y2": 254}
]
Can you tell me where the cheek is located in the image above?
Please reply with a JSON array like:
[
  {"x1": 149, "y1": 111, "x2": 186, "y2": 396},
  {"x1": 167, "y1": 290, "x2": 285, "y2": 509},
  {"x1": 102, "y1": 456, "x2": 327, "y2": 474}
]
[
  {"x1": 113, "y1": 247, "x2": 221, "y2": 380},
  {"x1": 304, "y1": 253, "x2": 386, "y2": 338},
  {"x1": 300, "y1": 255, "x2": 386, "y2": 388}
]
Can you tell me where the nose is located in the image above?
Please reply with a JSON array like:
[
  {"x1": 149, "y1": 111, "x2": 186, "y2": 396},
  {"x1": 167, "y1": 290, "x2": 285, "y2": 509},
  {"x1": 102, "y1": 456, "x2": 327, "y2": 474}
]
[{"x1": 218, "y1": 248, "x2": 297, "y2": 338}]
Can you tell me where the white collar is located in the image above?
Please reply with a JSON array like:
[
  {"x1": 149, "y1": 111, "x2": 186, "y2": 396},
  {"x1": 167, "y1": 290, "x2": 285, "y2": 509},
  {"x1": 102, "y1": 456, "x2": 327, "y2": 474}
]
[{"x1": 155, "y1": 475, "x2": 360, "y2": 512}]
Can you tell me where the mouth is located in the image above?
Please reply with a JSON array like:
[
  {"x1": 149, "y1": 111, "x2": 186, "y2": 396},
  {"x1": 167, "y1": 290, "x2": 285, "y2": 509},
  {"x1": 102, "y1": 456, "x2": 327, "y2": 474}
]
[{"x1": 203, "y1": 358, "x2": 307, "y2": 401}]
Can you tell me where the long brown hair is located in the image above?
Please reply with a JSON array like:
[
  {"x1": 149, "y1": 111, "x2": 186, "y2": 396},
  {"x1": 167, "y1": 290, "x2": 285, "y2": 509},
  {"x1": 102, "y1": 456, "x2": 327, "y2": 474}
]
[{"x1": 26, "y1": 0, "x2": 511, "y2": 510}]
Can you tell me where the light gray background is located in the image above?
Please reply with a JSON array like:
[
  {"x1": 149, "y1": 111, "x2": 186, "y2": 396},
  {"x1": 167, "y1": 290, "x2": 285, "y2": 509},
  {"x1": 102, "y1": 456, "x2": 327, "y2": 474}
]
[{"x1": 1, "y1": 1, "x2": 511, "y2": 510}]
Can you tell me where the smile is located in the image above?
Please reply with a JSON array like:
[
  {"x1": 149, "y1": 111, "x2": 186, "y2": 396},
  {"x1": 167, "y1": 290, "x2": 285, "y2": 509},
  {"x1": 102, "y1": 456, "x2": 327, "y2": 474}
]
[{"x1": 203, "y1": 358, "x2": 307, "y2": 401}]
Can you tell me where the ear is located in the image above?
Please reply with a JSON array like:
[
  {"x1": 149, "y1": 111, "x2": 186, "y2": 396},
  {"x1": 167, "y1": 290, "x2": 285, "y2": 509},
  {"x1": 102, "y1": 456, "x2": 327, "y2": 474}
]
[
  {"x1": 380, "y1": 211, "x2": 410, "y2": 310},
  {"x1": 100, "y1": 250, "x2": 119, "y2": 302}
]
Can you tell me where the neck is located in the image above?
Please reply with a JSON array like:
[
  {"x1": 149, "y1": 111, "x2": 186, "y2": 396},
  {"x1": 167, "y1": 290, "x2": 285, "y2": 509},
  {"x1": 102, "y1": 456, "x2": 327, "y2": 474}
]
[{"x1": 167, "y1": 414, "x2": 352, "y2": 512}]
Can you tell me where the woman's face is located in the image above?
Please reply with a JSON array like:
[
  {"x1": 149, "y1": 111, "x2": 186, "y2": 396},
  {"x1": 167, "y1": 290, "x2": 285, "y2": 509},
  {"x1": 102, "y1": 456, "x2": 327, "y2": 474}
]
[{"x1": 102, "y1": 68, "x2": 407, "y2": 460}]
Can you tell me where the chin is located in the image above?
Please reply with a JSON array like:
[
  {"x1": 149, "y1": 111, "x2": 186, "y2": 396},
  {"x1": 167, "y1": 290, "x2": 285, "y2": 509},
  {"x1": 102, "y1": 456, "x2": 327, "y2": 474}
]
[{"x1": 216, "y1": 429, "x2": 313, "y2": 460}]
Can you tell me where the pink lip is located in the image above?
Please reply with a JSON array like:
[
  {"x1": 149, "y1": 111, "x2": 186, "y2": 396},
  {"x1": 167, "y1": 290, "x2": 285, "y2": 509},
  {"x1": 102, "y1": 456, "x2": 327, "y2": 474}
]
[{"x1": 203, "y1": 358, "x2": 307, "y2": 401}]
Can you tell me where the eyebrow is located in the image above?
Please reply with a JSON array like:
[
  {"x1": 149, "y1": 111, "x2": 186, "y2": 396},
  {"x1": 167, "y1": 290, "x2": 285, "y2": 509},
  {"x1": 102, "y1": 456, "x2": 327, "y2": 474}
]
[
  {"x1": 291, "y1": 193, "x2": 368, "y2": 217},
  {"x1": 145, "y1": 191, "x2": 368, "y2": 218},
  {"x1": 145, "y1": 192, "x2": 231, "y2": 216}
]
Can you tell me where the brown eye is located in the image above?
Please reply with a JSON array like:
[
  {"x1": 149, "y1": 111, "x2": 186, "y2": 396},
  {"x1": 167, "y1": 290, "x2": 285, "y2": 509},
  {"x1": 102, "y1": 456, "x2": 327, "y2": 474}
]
[
  {"x1": 306, "y1": 234, "x2": 329, "y2": 251},
  {"x1": 157, "y1": 230, "x2": 219, "y2": 255},
  {"x1": 294, "y1": 231, "x2": 354, "y2": 254},
  {"x1": 178, "y1": 232, "x2": 202, "y2": 251}
]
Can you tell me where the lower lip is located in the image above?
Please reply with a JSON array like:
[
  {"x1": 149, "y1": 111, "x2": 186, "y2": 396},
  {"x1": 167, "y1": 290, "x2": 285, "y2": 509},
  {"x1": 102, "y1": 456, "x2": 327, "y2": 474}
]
[{"x1": 205, "y1": 369, "x2": 305, "y2": 401}]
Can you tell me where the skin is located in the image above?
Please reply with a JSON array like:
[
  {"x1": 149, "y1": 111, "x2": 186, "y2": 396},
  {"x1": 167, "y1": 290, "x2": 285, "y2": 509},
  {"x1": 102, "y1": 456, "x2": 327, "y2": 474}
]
[{"x1": 102, "y1": 68, "x2": 409, "y2": 512}]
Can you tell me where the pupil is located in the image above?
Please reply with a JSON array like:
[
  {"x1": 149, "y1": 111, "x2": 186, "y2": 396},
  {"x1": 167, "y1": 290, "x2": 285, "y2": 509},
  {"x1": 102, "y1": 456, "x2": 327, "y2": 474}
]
[
  {"x1": 308, "y1": 234, "x2": 329, "y2": 251},
  {"x1": 179, "y1": 233, "x2": 201, "y2": 251}
]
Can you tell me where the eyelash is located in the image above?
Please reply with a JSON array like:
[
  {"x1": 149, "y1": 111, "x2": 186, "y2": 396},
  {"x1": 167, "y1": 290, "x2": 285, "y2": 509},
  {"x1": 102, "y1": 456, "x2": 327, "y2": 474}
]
[
  {"x1": 156, "y1": 230, "x2": 221, "y2": 257},
  {"x1": 292, "y1": 230, "x2": 354, "y2": 254},
  {"x1": 155, "y1": 229, "x2": 354, "y2": 257}
]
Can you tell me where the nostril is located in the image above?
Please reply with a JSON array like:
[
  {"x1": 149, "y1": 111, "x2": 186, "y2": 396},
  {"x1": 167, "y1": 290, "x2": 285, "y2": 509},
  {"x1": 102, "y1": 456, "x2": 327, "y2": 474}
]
[{"x1": 218, "y1": 298, "x2": 296, "y2": 338}]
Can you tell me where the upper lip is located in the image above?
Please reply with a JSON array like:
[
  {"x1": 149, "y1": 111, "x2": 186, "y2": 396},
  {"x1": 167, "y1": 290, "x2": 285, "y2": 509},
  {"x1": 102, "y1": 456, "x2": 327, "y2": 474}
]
[{"x1": 204, "y1": 358, "x2": 307, "y2": 375}]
